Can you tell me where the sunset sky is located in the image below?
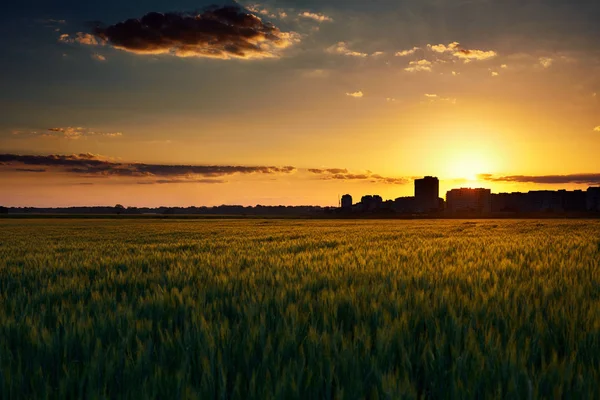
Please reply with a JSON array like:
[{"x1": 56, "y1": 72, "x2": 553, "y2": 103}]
[{"x1": 1, "y1": 0, "x2": 599, "y2": 207}]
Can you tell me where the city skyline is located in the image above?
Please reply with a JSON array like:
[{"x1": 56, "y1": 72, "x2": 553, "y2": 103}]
[{"x1": 1, "y1": 0, "x2": 600, "y2": 207}]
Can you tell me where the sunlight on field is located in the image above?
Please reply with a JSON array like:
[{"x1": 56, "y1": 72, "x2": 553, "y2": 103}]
[{"x1": 0, "y1": 219, "x2": 599, "y2": 398}]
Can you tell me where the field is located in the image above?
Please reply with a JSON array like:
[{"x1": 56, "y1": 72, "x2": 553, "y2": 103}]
[{"x1": 0, "y1": 219, "x2": 599, "y2": 399}]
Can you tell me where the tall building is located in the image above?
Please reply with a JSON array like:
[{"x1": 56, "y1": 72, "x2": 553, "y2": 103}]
[
  {"x1": 341, "y1": 194, "x2": 353, "y2": 210},
  {"x1": 588, "y1": 187, "x2": 600, "y2": 212},
  {"x1": 414, "y1": 176, "x2": 439, "y2": 212},
  {"x1": 446, "y1": 188, "x2": 492, "y2": 214}
]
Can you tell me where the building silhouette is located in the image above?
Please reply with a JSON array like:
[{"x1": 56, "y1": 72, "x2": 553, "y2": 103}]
[
  {"x1": 336, "y1": 177, "x2": 600, "y2": 216},
  {"x1": 492, "y1": 189, "x2": 590, "y2": 213},
  {"x1": 361, "y1": 195, "x2": 383, "y2": 211},
  {"x1": 414, "y1": 176, "x2": 439, "y2": 213},
  {"x1": 446, "y1": 188, "x2": 492, "y2": 214},
  {"x1": 586, "y1": 187, "x2": 600, "y2": 212},
  {"x1": 341, "y1": 194, "x2": 353, "y2": 210}
]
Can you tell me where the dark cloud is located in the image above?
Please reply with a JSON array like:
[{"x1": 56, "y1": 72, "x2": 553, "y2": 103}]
[
  {"x1": 15, "y1": 168, "x2": 46, "y2": 173},
  {"x1": 152, "y1": 179, "x2": 227, "y2": 185},
  {"x1": 0, "y1": 154, "x2": 297, "y2": 181},
  {"x1": 308, "y1": 168, "x2": 349, "y2": 174},
  {"x1": 78, "y1": 5, "x2": 299, "y2": 59},
  {"x1": 312, "y1": 168, "x2": 409, "y2": 185},
  {"x1": 478, "y1": 173, "x2": 600, "y2": 185}
]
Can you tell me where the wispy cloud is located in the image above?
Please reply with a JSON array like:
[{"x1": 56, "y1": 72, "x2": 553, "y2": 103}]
[
  {"x1": 59, "y1": 32, "x2": 103, "y2": 46},
  {"x1": 299, "y1": 11, "x2": 333, "y2": 22},
  {"x1": 60, "y1": 6, "x2": 299, "y2": 60},
  {"x1": 308, "y1": 169, "x2": 409, "y2": 185},
  {"x1": 91, "y1": 54, "x2": 106, "y2": 62},
  {"x1": 12, "y1": 127, "x2": 122, "y2": 140},
  {"x1": 245, "y1": 4, "x2": 288, "y2": 19},
  {"x1": 346, "y1": 91, "x2": 364, "y2": 98},
  {"x1": 1, "y1": 154, "x2": 410, "y2": 186},
  {"x1": 427, "y1": 42, "x2": 497, "y2": 62},
  {"x1": 539, "y1": 57, "x2": 553, "y2": 68},
  {"x1": 423, "y1": 94, "x2": 457, "y2": 104},
  {"x1": 395, "y1": 47, "x2": 419, "y2": 57},
  {"x1": 327, "y1": 42, "x2": 368, "y2": 57},
  {"x1": 404, "y1": 59, "x2": 432, "y2": 72},
  {"x1": 594, "y1": 126, "x2": 600, "y2": 132},
  {"x1": 0, "y1": 154, "x2": 296, "y2": 184},
  {"x1": 478, "y1": 173, "x2": 600, "y2": 185}
]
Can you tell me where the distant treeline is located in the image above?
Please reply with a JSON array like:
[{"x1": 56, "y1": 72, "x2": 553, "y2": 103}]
[
  {"x1": 2, "y1": 205, "x2": 600, "y2": 219},
  {"x1": 0, "y1": 205, "x2": 332, "y2": 217}
]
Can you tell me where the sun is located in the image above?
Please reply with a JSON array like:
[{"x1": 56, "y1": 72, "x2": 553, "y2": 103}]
[{"x1": 447, "y1": 153, "x2": 491, "y2": 182}]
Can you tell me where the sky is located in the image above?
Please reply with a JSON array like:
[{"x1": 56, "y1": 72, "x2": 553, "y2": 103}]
[{"x1": 1, "y1": 0, "x2": 599, "y2": 207}]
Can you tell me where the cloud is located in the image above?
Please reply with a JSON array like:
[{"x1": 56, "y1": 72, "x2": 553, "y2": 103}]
[
  {"x1": 327, "y1": 42, "x2": 368, "y2": 57},
  {"x1": 151, "y1": 179, "x2": 227, "y2": 185},
  {"x1": 310, "y1": 169, "x2": 408, "y2": 185},
  {"x1": 478, "y1": 173, "x2": 600, "y2": 185},
  {"x1": 245, "y1": 4, "x2": 288, "y2": 20},
  {"x1": 428, "y1": 42, "x2": 460, "y2": 53},
  {"x1": 404, "y1": 59, "x2": 432, "y2": 72},
  {"x1": 386, "y1": 98, "x2": 396, "y2": 102},
  {"x1": 298, "y1": 11, "x2": 333, "y2": 22},
  {"x1": 308, "y1": 168, "x2": 349, "y2": 174},
  {"x1": 371, "y1": 51, "x2": 385, "y2": 57},
  {"x1": 0, "y1": 154, "x2": 297, "y2": 184},
  {"x1": 64, "y1": 6, "x2": 299, "y2": 60},
  {"x1": 427, "y1": 42, "x2": 497, "y2": 62},
  {"x1": 491, "y1": 71, "x2": 499, "y2": 77},
  {"x1": 92, "y1": 54, "x2": 106, "y2": 61},
  {"x1": 423, "y1": 94, "x2": 457, "y2": 104},
  {"x1": 59, "y1": 32, "x2": 103, "y2": 46},
  {"x1": 346, "y1": 91, "x2": 364, "y2": 98},
  {"x1": 539, "y1": 57, "x2": 553, "y2": 68},
  {"x1": 395, "y1": 47, "x2": 419, "y2": 57},
  {"x1": 594, "y1": 126, "x2": 600, "y2": 132},
  {"x1": 12, "y1": 127, "x2": 122, "y2": 140},
  {"x1": 501, "y1": 64, "x2": 508, "y2": 69},
  {"x1": 15, "y1": 168, "x2": 46, "y2": 173}
]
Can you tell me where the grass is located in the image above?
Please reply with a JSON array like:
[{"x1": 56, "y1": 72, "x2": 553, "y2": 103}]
[{"x1": 0, "y1": 219, "x2": 599, "y2": 399}]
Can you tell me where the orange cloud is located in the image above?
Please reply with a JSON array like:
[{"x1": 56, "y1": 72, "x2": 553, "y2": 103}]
[
  {"x1": 427, "y1": 42, "x2": 497, "y2": 62},
  {"x1": 346, "y1": 91, "x2": 364, "y2": 98},
  {"x1": 404, "y1": 59, "x2": 432, "y2": 72},
  {"x1": 327, "y1": 42, "x2": 368, "y2": 57},
  {"x1": 395, "y1": 47, "x2": 419, "y2": 57}
]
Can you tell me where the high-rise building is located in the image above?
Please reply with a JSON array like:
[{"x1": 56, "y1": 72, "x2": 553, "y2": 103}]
[
  {"x1": 414, "y1": 176, "x2": 439, "y2": 212},
  {"x1": 341, "y1": 194, "x2": 353, "y2": 210},
  {"x1": 587, "y1": 187, "x2": 600, "y2": 212},
  {"x1": 446, "y1": 188, "x2": 492, "y2": 214}
]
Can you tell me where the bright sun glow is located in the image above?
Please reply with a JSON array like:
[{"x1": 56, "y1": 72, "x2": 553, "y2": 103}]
[{"x1": 447, "y1": 152, "x2": 491, "y2": 182}]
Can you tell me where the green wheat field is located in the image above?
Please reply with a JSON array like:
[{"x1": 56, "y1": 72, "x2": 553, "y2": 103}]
[{"x1": 0, "y1": 219, "x2": 599, "y2": 399}]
